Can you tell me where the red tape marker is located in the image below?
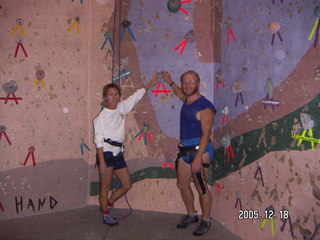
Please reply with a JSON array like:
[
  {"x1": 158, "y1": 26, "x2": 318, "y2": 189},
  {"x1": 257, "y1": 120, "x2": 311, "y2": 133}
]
[
  {"x1": 0, "y1": 93, "x2": 22, "y2": 104},
  {"x1": 221, "y1": 114, "x2": 229, "y2": 126},
  {"x1": 227, "y1": 28, "x2": 236, "y2": 44},
  {"x1": 137, "y1": 132, "x2": 144, "y2": 141},
  {"x1": 162, "y1": 162, "x2": 175, "y2": 170},
  {"x1": 14, "y1": 42, "x2": 28, "y2": 58},
  {"x1": 23, "y1": 146, "x2": 36, "y2": 166},
  {"x1": 226, "y1": 145, "x2": 235, "y2": 163},
  {"x1": 147, "y1": 132, "x2": 153, "y2": 141},
  {"x1": 151, "y1": 84, "x2": 172, "y2": 97},
  {"x1": 179, "y1": 0, "x2": 192, "y2": 15},
  {"x1": 180, "y1": 7, "x2": 188, "y2": 15},
  {"x1": 0, "y1": 202, "x2": 4, "y2": 211},
  {"x1": 216, "y1": 183, "x2": 222, "y2": 196},
  {"x1": 216, "y1": 80, "x2": 226, "y2": 90},
  {"x1": 0, "y1": 131, "x2": 12, "y2": 145},
  {"x1": 174, "y1": 40, "x2": 187, "y2": 55}
]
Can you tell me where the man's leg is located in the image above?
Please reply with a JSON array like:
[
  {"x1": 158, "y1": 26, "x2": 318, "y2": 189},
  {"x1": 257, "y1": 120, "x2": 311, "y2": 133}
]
[
  {"x1": 192, "y1": 152, "x2": 212, "y2": 221},
  {"x1": 176, "y1": 157, "x2": 199, "y2": 229},
  {"x1": 192, "y1": 152, "x2": 212, "y2": 236},
  {"x1": 176, "y1": 157, "x2": 195, "y2": 215}
]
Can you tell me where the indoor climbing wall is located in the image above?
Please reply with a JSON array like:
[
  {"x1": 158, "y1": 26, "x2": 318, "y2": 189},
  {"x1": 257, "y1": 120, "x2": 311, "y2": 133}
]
[
  {"x1": 0, "y1": 0, "x2": 116, "y2": 220},
  {"x1": 88, "y1": 0, "x2": 219, "y2": 214},
  {"x1": 0, "y1": 0, "x2": 218, "y2": 219},
  {"x1": 211, "y1": 0, "x2": 320, "y2": 240}
]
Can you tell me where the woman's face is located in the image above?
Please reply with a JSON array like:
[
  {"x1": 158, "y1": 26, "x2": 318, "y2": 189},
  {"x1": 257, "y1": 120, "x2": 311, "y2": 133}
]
[{"x1": 104, "y1": 87, "x2": 120, "y2": 109}]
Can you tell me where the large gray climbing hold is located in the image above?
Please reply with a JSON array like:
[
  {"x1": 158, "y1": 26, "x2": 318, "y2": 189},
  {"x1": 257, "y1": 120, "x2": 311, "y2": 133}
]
[
  {"x1": 300, "y1": 113, "x2": 315, "y2": 130},
  {"x1": 156, "y1": 71, "x2": 165, "y2": 83},
  {"x1": 221, "y1": 134, "x2": 231, "y2": 148},
  {"x1": 215, "y1": 68, "x2": 223, "y2": 83},
  {"x1": 3, "y1": 81, "x2": 18, "y2": 94},
  {"x1": 0, "y1": 125, "x2": 6, "y2": 132},
  {"x1": 184, "y1": 29, "x2": 196, "y2": 43},
  {"x1": 264, "y1": 77, "x2": 274, "y2": 99}
]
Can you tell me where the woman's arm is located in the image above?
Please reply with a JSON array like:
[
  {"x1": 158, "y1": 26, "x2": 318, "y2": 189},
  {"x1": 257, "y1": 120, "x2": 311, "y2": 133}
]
[
  {"x1": 144, "y1": 72, "x2": 158, "y2": 90},
  {"x1": 120, "y1": 73, "x2": 157, "y2": 114}
]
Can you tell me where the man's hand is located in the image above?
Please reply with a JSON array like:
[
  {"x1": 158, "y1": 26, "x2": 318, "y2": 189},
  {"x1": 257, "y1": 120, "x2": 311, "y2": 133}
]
[
  {"x1": 164, "y1": 71, "x2": 173, "y2": 84},
  {"x1": 191, "y1": 156, "x2": 202, "y2": 173},
  {"x1": 163, "y1": 71, "x2": 186, "y2": 101}
]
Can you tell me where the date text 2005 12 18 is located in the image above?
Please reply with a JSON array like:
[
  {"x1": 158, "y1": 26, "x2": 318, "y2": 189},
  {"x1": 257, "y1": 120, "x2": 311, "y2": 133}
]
[{"x1": 238, "y1": 209, "x2": 289, "y2": 220}]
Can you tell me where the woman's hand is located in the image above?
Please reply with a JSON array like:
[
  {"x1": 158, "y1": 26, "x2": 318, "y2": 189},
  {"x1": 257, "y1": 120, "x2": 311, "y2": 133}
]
[{"x1": 144, "y1": 72, "x2": 158, "y2": 90}]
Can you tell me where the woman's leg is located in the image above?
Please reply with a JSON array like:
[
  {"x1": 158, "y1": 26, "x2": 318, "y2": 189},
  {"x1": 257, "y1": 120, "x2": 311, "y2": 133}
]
[
  {"x1": 108, "y1": 167, "x2": 132, "y2": 203},
  {"x1": 99, "y1": 166, "x2": 114, "y2": 212}
]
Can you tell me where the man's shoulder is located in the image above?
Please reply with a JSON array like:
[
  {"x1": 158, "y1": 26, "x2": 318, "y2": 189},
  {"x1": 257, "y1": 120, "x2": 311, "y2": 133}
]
[
  {"x1": 199, "y1": 96, "x2": 214, "y2": 106},
  {"x1": 200, "y1": 96, "x2": 216, "y2": 113}
]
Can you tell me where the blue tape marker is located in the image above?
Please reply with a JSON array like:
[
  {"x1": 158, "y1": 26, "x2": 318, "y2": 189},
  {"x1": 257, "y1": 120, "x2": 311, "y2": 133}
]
[
  {"x1": 127, "y1": 27, "x2": 136, "y2": 41},
  {"x1": 144, "y1": 132, "x2": 147, "y2": 145},
  {"x1": 112, "y1": 70, "x2": 131, "y2": 82},
  {"x1": 83, "y1": 143, "x2": 91, "y2": 151},
  {"x1": 80, "y1": 144, "x2": 84, "y2": 155},
  {"x1": 135, "y1": 130, "x2": 144, "y2": 138},
  {"x1": 120, "y1": 27, "x2": 136, "y2": 41},
  {"x1": 120, "y1": 28, "x2": 126, "y2": 41},
  {"x1": 101, "y1": 35, "x2": 114, "y2": 50}
]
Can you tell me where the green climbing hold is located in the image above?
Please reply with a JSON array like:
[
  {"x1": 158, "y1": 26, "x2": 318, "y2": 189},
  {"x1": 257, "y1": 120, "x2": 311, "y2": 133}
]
[{"x1": 167, "y1": 0, "x2": 181, "y2": 13}]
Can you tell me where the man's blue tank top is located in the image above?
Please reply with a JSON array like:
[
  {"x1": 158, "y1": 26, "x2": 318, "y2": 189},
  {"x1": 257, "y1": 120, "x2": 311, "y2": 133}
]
[{"x1": 180, "y1": 96, "x2": 216, "y2": 140}]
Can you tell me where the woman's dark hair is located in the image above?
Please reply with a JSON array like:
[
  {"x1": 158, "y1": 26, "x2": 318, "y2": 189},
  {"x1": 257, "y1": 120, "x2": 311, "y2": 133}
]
[{"x1": 102, "y1": 83, "x2": 121, "y2": 98}]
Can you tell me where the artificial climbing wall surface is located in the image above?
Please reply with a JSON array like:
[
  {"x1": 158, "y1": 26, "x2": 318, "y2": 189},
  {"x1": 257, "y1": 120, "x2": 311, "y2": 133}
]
[
  {"x1": 0, "y1": 0, "x2": 116, "y2": 220},
  {"x1": 0, "y1": 0, "x2": 217, "y2": 219},
  {"x1": 211, "y1": 0, "x2": 320, "y2": 239},
  {"x1": 88, "y1": 0, "x2": 220, "y2": 214}
]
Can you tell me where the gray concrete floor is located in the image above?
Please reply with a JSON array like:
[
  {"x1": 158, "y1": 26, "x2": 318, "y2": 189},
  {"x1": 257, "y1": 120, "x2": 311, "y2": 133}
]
[{"x1": 0, "y1": 205, "x2": 242, "y2": 240}]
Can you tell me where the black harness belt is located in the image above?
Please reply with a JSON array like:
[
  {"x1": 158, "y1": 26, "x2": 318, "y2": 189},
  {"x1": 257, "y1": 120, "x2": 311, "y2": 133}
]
[
  {"x1": 104, "y1": 138, "x2": 124, "y2": 147},
  {"x1": 176, "y1": 144, "x2": 207, "y2": 195}
]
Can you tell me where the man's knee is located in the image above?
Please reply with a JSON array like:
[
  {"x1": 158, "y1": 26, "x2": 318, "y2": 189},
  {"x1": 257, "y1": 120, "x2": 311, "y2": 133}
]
[
  {"x1": 193, "y1": 182, "x2": 202, "y2": 194},
  {"x1": 177, "y1": 181, "x2": 191, "y2": 192}
]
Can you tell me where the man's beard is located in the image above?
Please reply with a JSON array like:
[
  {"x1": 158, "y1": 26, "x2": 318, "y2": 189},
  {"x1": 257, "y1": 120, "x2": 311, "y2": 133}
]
[{"x1": 183, "y1": 85, "x2": 198, "y2": 96}]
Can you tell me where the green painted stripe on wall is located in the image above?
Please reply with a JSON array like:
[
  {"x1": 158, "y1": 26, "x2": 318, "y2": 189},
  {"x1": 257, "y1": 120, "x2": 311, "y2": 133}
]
[{"x1": 212, "y1": 94, "x2": 319, "y2": 182}]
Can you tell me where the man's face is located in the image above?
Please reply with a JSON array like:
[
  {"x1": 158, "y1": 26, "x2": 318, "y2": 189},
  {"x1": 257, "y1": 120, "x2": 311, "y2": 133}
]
[
  {"x1": 181, "y1": 73, "x2": 200, "y2": 96},
  {"x1": 104, "y1": 87, "x2": 120, "y2": 109}
]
